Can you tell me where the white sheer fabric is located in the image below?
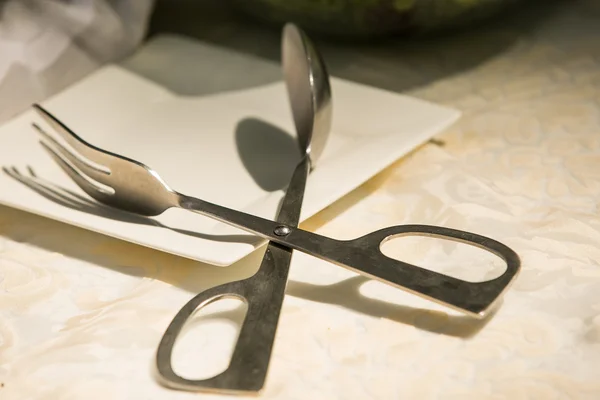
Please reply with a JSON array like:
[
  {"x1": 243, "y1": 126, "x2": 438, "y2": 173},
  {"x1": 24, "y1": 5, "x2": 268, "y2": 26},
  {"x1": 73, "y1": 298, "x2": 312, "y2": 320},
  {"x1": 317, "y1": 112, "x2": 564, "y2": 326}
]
[{"x1": 0, "y1": 0, "x2": 155, "y2": 124}]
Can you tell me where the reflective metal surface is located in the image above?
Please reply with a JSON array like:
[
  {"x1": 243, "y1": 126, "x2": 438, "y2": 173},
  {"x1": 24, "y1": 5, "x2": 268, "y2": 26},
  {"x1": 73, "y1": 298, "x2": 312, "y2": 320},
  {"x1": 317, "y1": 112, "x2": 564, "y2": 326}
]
[
  {"x1": 32, "y1": 22, "x2": 521, "y2": 395},
  {"x1": 156, "y1": 23, "x2": 327, "y2": 394},
  {"x1": 282, "y1": 23, "x2": 332, "y2": 165}
]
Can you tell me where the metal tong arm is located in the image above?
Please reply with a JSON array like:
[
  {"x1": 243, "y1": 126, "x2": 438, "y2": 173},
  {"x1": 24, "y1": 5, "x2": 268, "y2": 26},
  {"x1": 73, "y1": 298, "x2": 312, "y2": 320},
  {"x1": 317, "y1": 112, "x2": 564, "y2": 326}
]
[
  {"x1": 156, "y1": 243, "x2": 293, "y2": 394},
  {"x1": 178, "y1": 197, "x2": 520, "y2": 318},
  {"x1": 156, "y1": 158, "x2": 310, "y2": 394}
]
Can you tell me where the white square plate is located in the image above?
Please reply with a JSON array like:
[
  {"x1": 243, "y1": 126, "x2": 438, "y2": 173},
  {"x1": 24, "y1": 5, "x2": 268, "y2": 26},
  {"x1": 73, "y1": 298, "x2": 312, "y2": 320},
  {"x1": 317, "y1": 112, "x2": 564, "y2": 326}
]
[{"x1": 0, "y1": 35, "x2": 460, "y2": 266}]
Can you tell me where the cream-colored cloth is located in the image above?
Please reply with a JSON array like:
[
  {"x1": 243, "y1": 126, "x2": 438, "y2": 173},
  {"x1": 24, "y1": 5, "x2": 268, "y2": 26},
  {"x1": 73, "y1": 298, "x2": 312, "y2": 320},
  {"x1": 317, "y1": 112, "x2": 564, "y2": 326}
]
[
  {"x1": 1, "y1": 1, "x2": 600, "y2": 399},
  {"x1": 0, "y1": 0, "x2": 155, "y2": 124}
]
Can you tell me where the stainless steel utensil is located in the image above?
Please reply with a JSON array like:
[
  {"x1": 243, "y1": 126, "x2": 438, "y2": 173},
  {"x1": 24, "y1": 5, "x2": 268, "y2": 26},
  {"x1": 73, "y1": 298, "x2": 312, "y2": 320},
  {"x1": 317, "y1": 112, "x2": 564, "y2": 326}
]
[
  {"x1": 32, "y1": 97, "x2": 520, "y2": 320},
  {"x1": 153, "y1": 23, "x2": 332, "y2": 394},
  {"x1": 32, "y1": 90, "x2": 521, "y2": 321},
  {"x1": 31, "y1": 22, "x2": 520, "y2": 389}
]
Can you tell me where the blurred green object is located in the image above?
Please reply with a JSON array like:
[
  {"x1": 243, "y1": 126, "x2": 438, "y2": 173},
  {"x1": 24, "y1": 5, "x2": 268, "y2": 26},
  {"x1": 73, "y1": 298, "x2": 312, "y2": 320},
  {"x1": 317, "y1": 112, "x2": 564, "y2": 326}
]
[{"x1": 230, "y1": 0, "x2": 522, "y2": 38}]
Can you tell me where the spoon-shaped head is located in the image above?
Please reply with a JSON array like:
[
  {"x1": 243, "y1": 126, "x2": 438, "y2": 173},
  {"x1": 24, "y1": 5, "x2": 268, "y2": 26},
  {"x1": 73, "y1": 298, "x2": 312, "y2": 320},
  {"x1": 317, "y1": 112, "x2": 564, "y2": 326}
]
[{"x1": 282, "y1": 23, "x2": 332, "y2": 168}]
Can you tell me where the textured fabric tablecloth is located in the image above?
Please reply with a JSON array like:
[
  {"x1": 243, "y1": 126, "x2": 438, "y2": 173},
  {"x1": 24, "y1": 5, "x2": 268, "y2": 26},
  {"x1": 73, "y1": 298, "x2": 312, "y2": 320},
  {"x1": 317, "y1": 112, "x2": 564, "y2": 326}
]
[{"x1": 2, "y1": 0, "x2": 600, "y2": 398}]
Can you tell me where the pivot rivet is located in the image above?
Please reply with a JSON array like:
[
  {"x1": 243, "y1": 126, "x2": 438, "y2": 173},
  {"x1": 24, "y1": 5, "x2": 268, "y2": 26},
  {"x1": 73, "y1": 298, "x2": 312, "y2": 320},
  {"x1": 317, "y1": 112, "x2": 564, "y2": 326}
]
[{"x1": 274, "y1": 225, "x2": 292, "y2": 236}]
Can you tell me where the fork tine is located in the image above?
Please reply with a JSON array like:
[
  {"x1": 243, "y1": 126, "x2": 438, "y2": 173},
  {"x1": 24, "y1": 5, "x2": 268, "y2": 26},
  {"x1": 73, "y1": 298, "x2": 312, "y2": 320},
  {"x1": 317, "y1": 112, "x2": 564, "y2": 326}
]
[
  {"x1": 40, "y1": 141, "x2": 114, "y2": 203},
  {"x1": 32, "y1": 104, "x2": 111, "y2": 165},
  {"x1": 34, "y1": 123, "x2": 111, "y2": 184}
]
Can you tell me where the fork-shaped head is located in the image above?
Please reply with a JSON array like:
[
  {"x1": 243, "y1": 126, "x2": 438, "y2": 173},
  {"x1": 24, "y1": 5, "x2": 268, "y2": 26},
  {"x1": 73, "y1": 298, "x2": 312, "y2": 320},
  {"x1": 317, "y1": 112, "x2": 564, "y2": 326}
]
[{"x1": 32, "y1": 104, "x2": 179, "y2": 216}]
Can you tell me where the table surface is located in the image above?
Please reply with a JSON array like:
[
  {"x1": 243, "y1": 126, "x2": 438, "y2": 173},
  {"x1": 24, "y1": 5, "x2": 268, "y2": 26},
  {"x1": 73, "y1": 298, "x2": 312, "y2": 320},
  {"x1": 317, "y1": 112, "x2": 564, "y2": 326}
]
[{"x1": 2, "y1": 0, "x2": 600, "y2": 398}]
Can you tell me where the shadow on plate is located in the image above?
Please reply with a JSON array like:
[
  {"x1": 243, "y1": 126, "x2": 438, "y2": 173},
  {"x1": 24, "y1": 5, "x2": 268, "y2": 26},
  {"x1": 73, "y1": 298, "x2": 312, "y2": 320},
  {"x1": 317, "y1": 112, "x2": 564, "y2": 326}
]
[
  {"x1": 2, "y1": 165, "x2": 259, "y2": 245},
  {"x1": 235, "y1": 117, "x2": 300, "y2": 192},
  {"x1": 118, "y1": 32, "x2": 282, "y2": 97}
]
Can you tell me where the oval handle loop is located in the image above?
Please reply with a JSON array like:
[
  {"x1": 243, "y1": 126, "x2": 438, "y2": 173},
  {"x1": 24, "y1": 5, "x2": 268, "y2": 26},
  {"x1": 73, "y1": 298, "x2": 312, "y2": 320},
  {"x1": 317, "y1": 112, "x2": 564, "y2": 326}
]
[
  {"x1": 339, "y1": 224, "x2": 521, "y2": 317},
  {"x1": 156, "y1": 243, "x2": 292, "y2": 394}
]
